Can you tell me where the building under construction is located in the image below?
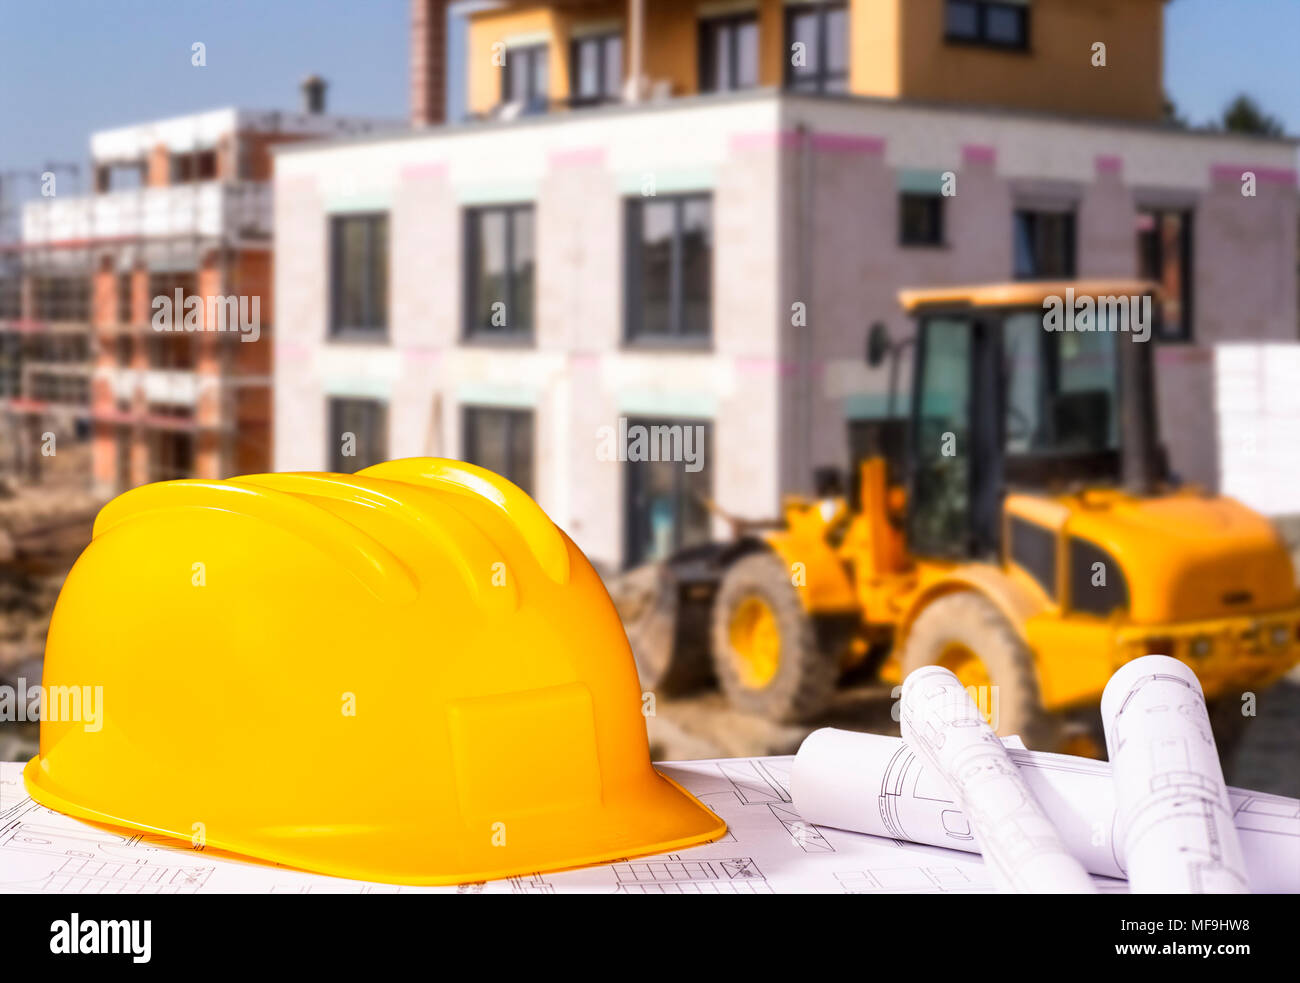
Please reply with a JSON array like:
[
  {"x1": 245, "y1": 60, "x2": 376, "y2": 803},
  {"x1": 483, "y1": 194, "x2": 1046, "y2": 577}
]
[
  {"x1": 0, "y1": 85, "x2": 395, "y2": 497},
  {"x1": 0, "y1": 85, "x2": 396, "y2": 682}
]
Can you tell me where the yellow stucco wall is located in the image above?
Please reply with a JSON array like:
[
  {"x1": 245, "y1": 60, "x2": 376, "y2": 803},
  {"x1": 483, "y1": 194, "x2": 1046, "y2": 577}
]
[
  {"x1": 467, "y1": 6, "x2": 582, "y2": 114},
  {"x1": 465, "y1": 0, "x2": 1165, "y2": 121},
  {"x1": 468, "y1": 1, "x2": 791, "y2": 112},
  {"x1": 895, "y1": 0, "x2": 1165, "y2": 120},
  {"x1": 851, "y1": 0, "x2": 902, "y2": 98}
]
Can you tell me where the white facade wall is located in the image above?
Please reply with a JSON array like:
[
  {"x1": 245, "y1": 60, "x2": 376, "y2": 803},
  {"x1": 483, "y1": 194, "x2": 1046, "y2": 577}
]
[
  {"x1": 274, "y1": 93, "x2": 1299, "y2": 570},
  {"x1": 274, "y1": 98, "x2": 785, "y2": 571}
]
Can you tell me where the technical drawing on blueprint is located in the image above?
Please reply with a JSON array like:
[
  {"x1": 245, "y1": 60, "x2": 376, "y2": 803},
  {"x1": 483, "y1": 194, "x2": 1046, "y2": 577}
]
[{"x1": 0, "y1": 757, "x2": 1108, "y2": 894}]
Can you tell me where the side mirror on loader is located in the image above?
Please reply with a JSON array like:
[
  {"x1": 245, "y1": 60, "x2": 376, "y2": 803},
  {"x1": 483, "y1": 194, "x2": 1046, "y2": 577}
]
[{"x1": 866, "y1": 322, "x2": 891, "y2": 368}]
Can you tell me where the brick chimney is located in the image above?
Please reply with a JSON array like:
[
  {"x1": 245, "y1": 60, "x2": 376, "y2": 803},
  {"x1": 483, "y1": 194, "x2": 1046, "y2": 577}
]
[{"x1": 411, "y1": 0, "x2": 448, "y2": 127}]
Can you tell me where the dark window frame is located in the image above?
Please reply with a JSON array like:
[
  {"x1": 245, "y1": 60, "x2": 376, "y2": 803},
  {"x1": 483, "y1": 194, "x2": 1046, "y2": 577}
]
[
  {"x1": 1068, "y1": 536, "x2": 1129, "y2": 616},
  {"x1": 117, "y1": 271, "x2": 134, "y2": 325},
  {"x1": 569, "y1": 32, "x2": 623, "y2": 105},
  {"x1": 463, "y1": 203, "x2": 537, "y2": 343},
  {"x1": 899, "y1": 192, "x2": 946, "y2": 248},
  {"x1": 327, "y1": 396, "x2": 389, "y2": 473},
  {"x1": 698, "y1": 11, "x2": 760, "y2": 93},
  {"x1": 31, "y1": 274, "x2": 91, "y2": 323},
  {"x1": 1008, "y1": 516, "x2": 1057, "y2": 600},
  {"x1": 624, "y1": 193, "x2": 714, "y2": 347},
  {"x1": 1138, "y1": 207, "x2": 1195, "y2": 344},
  {"x1": 461, "y1": 404, "x2": 536, "y2": 495},
  {"x1": 329, "y1": 212, "x2": 390, "y2": 341},
  {"x1": 501, "y1": 43, "x2": 550, "y2": 112},
  {"x1": 622, "y1": 416, "x2": 714, "y2": 569},
  {"x1": 0, "y1": 274, "x2": 20, "y2": 321},
  {"x1": 783, "y1": 0, "x2": 850, "y2": 94},
  {"x1": 1013, "y1": 208, "x2": 1077, "y2": 280},
  {"x1": 944, "y1": 0, "x2": 1031, "y2": 52},
  {"x1": 147, "y1": 429, "x2": 196, "y2": 483}
]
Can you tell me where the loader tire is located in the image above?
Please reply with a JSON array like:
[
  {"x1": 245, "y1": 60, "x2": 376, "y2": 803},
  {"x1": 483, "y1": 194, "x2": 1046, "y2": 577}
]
[
  {"x1": 710, "y1": 551, "x2": 838, "y2": 723},
  {"x1": 900, "y1": 592, "x2": 1059, "y2": 751},
  {"x1": 611, "y1": 563, "x2": 711, "y2": 695}
]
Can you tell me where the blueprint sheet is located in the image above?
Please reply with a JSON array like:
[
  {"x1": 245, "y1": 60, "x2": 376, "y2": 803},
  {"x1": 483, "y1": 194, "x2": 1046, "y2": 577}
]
[{"x1": 0, "y1": 758, "x2": 1125, "y2": 894}]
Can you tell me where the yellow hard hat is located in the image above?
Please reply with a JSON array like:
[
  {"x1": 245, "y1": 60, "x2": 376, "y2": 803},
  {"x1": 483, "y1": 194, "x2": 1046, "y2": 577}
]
[{"x1": 24, "y1": 458, "x2": 724, "y2": 884}]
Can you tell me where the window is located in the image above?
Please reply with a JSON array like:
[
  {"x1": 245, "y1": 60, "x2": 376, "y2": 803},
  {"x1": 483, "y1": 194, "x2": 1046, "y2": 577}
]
[
  {"x1": 32, "y1": 276, "x2": 90, "y2": 322},
  {"x1": 1013, "y1": 209, "x2": 1075, "y2": 279},
  {"x1": 147, "y1": 272, "x2": 197, "y2": 331},
  {"x1": 328, "y1": 398, "x2": 388, "y2": 473},
  {"x1": 330, "y1": 213, "x2": 389, "y2": 338},
  {"x1": 785, "y1": 1, "x2": 849, "y2": 93},
  {"x1": 146, "y1": 333, "x2": 196, "y2": 370},
  {"x1": 168, "y1": 150, "x2": 218, "y2": 184},
  {"x1": 0, "y1": 277, "x2": 20, "y2": 321},
  {"x1": 900, "y1": 193, "x2": 945, "y2": 247},
  {"x1": 462, "y1": 406, "x2": 535, "y2": 495},
  {"x1": 570, "y1": 32, "x2": 622, "y2": 105},
  {"x1": 117, "y1": 272, "x2": 134, "y2": 325},
  {"x1": 699, "y1": 14, "x2": 759, "y2": 93},
  {"x1": 945, "y1": 1, "x2": 1029, "y2": 50},
  {"x1": 148, "y1": 431, "x2": 195, "y2": 483},
  {"x1": 1008, "y1": 516, "x2": 1056, "y2": 599},
  {"x1": 171, "y1": 153, "x2": 193, "y2": 184},
  {"x1": 1003, "y1": 311, "x2": 1119, "y2": 462},
  {"x1": 32, "y1": 370, "x2": 89, "y2": 406},
  {"x1": 464, "y1": 205, "x2": 535, "y2": 340},
  {"x1": 0, "y1": 334, "x2": 21, "y2": 397},
  {"x1": 196, "y1": 149, "x2": 218, "y2": 180},
  {"x1": 623, "y1": 418, "x2": 712, "y2": 568},
  {"x1": 1137, "y1": 209, "x2": 1194, "y2": 342},
  {"x1": 625, "y1": 194, "x2": 712, "y2": 343},
  {"x1": 502, "y1": 43, "x2": 550, "y2": 113},
  {"x1": 115, "y1": 425, "x2": 133, "y2": 490},
  {"x1": 910, "y1": 318, "x2": 973, "y2": 556}
]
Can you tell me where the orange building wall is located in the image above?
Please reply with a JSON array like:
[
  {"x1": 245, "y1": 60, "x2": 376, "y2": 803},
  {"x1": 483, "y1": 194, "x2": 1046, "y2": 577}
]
[
  {"x1": 146, "y1": 144, "x2": 171, "y2": 187},
  {"x1": 850, "y1": 0, "x2": 901, "y2": 97},
  {"x1": 468, "y1": 6, "x2": 572, "y2": 113},
  {"x1": 91, "y1": 265, "x2": 116, "y2": 330},
  {"x1": 466, "y1": 0, "x2": 1165, "y2": 121},
  {"x1": 895, "y1": 0, "x2": 1165, "y2": 121},
  {"x1": 238, "y1": 131, "x2": 316, "y2": 182},
  {"x1": 91, "y1": 246, "x2": 274, "y2": 489}
]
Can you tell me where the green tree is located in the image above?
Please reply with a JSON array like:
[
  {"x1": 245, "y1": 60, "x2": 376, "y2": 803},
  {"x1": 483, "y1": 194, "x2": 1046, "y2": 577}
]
[
  {"x1": 1162, "y1": 93, "x2": 1187, "y2": 128},
  {"x1": 1221, "y1": 94, "x2": 1284, "y2": 137}
]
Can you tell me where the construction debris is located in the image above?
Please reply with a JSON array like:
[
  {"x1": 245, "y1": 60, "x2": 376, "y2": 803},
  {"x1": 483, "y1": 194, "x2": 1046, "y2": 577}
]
[{"x1": 0, "y1": 481, "x2": 102, "y2": 681}]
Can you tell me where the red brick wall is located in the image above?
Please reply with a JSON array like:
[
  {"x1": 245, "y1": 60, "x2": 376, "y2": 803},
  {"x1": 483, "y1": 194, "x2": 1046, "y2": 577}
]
[
  {"x1": 411, "y1": 0, "x2": 448, "y2": 126},
  {"x1": 91, "y1": 265, "x2": 116, "y2": 330}
]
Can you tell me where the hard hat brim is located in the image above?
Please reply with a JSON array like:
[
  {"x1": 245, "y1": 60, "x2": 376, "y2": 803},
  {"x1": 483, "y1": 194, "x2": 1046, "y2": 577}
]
[{"x1": 23, "y1": 756, "x2": 726, "y2": 886}]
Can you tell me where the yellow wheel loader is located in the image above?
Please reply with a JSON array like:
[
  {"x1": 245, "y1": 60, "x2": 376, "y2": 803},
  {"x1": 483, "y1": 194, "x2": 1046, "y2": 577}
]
[{"x1": 625, "y1": 280, "x2": 1300, "y2": 751}]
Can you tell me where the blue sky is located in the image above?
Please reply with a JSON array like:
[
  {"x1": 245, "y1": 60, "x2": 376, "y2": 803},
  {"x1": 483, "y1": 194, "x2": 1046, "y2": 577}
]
[{"x1": 0, "y1": 0, "x2": 1296, "y2": 199}]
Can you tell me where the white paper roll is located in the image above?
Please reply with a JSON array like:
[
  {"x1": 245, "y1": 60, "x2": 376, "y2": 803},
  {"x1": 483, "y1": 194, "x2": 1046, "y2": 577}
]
[
  {"x1": 792, "y1": 728, "x2": 1300, "y2": 892},
  {"x1": 1101, "y1": 655, "x2": 1250, "y2": 893},
  {"x1": 899, "y1": 666, "x2": 1096, "y2": 893}
]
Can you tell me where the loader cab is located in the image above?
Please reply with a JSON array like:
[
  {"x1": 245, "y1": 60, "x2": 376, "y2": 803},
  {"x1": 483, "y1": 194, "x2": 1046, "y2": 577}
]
[{"x1": 888, "y1": 281, "x2": 1163, "y2": 562}]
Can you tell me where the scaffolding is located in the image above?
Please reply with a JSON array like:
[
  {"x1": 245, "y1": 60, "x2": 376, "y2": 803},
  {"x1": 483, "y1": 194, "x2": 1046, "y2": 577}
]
[{"x1": 1, "y1": 121, "x2": 275, "y2": 492}]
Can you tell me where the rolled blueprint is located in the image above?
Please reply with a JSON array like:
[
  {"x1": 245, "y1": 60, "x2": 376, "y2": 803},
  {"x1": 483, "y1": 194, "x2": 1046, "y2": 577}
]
[
  {"x1": 899, "y1": 666, "x2": 1096, "y2": 893},
  {"x1": 1101, "y1": 655, "x2": 1250, "y2": 893},
  {"x1": 791, "y1": 729, "x2": 1300, "y2": 891}
]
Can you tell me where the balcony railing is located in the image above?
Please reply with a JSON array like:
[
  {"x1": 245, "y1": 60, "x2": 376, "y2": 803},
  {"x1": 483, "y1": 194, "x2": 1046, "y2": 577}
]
[{"x1": 21, "y1": 182, "x2": 273, "y2": 246}]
